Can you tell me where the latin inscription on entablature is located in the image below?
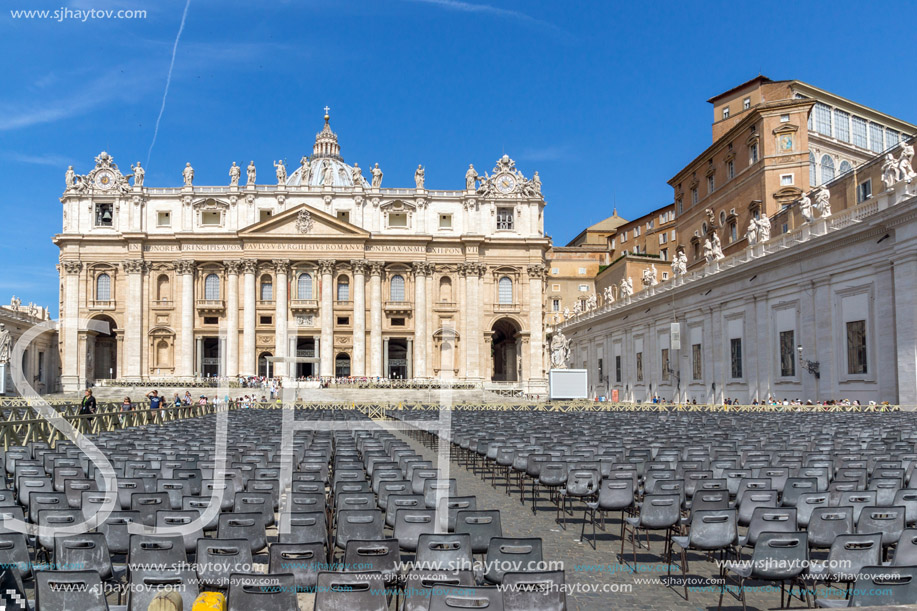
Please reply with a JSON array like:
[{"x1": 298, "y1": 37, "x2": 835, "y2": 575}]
[{"x1": 245, "y1": 242, "x2": 364, "y2": 251}]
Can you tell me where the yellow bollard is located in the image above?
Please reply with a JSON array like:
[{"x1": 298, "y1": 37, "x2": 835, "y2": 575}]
[{"x1": 191, "y1": 592, "x2": 226, "y2": 610}]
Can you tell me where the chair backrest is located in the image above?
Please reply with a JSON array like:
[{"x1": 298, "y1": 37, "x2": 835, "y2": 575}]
[
  {"x1": 155, "y1": 509, "x2": 204, "y2": 554},
  {"x1": 196, "y1": 538, "x2": 254, "y2": 589},
  {"x1": 748, "y1": 531, "x2": 808, "y2": 580},
  {"x1": 858, "y1": 506, "x2": 906, "y2": 547},
  {"x1": 596, "y1": 480, "x2": 634, "y2": 511},
  {"x1": 736, "y1": 490, "x2": 778, "y2": 527},
  {"x1": 638, "y1": 494, "x2": 681, "y2": 530},
  {"x1": 423, "y1": 478, "x2": 458, "y2": 509},
  {"x1": 343, "y1": 538, "x2": 401, "y2": 580},
  {"x1": 837, "y1": 490, "x2": 877, "y2": 524},
  {"x1": 385, "y1": 494, "x2": 424, "y2": 528},
  {"x1": 691, "y1": 490, "x2": 730, "y2": 512},
  {"x1": 484, "y1": 537, "x2": 543, "y2": 584},
  {"x1": 744, "y1": 507, "x2": 796, "y2": 548},
  {"x1": 781, "y1": 477, "x2": 818, "y2": 507},
  {"x1": 217, "y1": 512, "x2": 268, "y2": 554},
  {"x1": 688, "y1": 509, "x2": 737, "y2": 550},
  {"x1": 808, "y1": 506, "x2": 854, "y2": 549},
  {"x1": 455, "y1": 510, "x2": 503, "y2": 554},
  {"x1": 795, "y1": 492, "x2": 829, "y2": 529},
  {"x1": 503, "y1": 570, "x2": 565, "y2": 611},
  {"x1": 402, "y1": 569, "x2": 476, "y2": 611},
  {"x1": 393, "y1": 508, "x2": 436, "y2": 553},
  {"x1": 36, "y1": 570, "x2": 108, "y2": 611},
  {"x1": 826, "y1": 533, "x2": 882, "y2": 581},
  {"x1": 336, "y1": 509, "x2": 384, "y2": 551},
  {"x1": 436, "y1": 495, "x2": 477, "y2": 532},
  {"x1": 893, "y1": 529, "x2": 917, "y2": 566},
  {"x1": 226, "y1": 572, "x2": 297, "y2": 611},
  {"x1": 314, "y1": 571, "x2": 388, "y2": 611},
  {"x1": 429, "y1": 586, "x2": 505, "y2": 611},
  {"x1": 846, "y1": 565, "x2": 917, "y2": 607},
  {"x1": 268, "y1": 541, "x2": 324, "y2": 590},
  {"x1": 416, "y1": 533, "x2": 473, "y2": 571},
  {"x1": 127, "y1": 568, "x2": 199, "y2": 611},
  {"x1": 36, "y1": 508, "x2": 83, "y2": 552},
  {"x1": 54, "y1": 533, "x2": 113, "y2": 580},
  {"x1": 0, "y1": 533, "x2": 32, "y2": 579},
  {"x1": 277, "y1": 511, "x2": 326, "y2": 545}
]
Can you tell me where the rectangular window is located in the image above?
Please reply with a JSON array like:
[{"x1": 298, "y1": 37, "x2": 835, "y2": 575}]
[
  {"x1": 634, "y1": 226, "x2": 641, "y2": 237},
  {"x1": 259, "y1": 209, "x2": 272, "y2": 223},
  {"x1": 647, "y1": 219, "x2": 654, "y2": 230},
  {"x1": 336, "y1": 316, "x2": 350, "y2": 326},
  {"x1": 391, "y1": 317, "x2": 405, "y2": 326},
  {"x1": 203, "y1": 316, "x2": 218, "y2": 325},
  {"x1": 661, "y1": 271, "x2": 668, "y2": 280},
  {"x1": 157, "y1": 211, "x2": 171, "y2": 227},
  {"x1": 388, "y1": 212, "x2": 408, "y2": 228},
  {"x1": 551, "y1": 267, "x2": 559, "y2": 275},
  {"x1": 336, "y1": 210, "x2": 350, "y2": 223},
  {"x1": 780, "y1": 114, "x2": 790, "y2": 123},
  {"x1": 201, "y1": 211, "x2": 221, "y2": 226},
  {"x1": 834, "y1": 109, "x2": 850, "y2": 142},
  {"x1": 782, "y1": 222, "x2": 789, "y2": 234},
  {"x1": 660, "y1": 248, "x2": 668, "y2": 261},
  {"x1": 578, "y1": 284, "x2": 588, "y2": 292},
  {"x1": 38, "y1": 352, "x2": 44, "y2": 382},
  {"x1": 857, "y1": 179, "x2": 872, "y2": 203},
  {"x1": 635, "y1": 352, "x2": 643, "y2": 382},
  {"x1": 722, "y1": 106, "x2": 729, "y2": 120},
  {"x1": 779, "y1": 330, "x2": 796, "y2": 377},
  {"x1": 95, "y1": 203, "x2": 113, "y2": 227},
  {"x1": 551, "y1": 284, "x2": 559, "y2": 292},
  {"x1": 729, "y1": 222, "x2": 737, "y2": 242},
  {"x1": 691, "y1": 188, "x2": 698, "y2": 205},
  {"x1": 552, "y1": 299, "x2": 560, "y2": 311},
  {"x1": 676, "y1": 199, "x2": 683, "y2": 215},
  {"x1": 660, "y1": 348, "x2": 670, "y2": 381},
  {"x1": 730, "y1": 338, "x2": 743, "y2": 379},
  {"x1": 614, "y1": 356, "x2": 621, "y2": 383},
  {"x1": 707, "y1": 175, "x2": 715, "y2": 194},
  {"x1": 869, "y1": 122, "x2": 885, "y2": 153},
  {"x1": 496, "y1": 207, "x2": 514, "y2": 230},
  {"x1": 578, "y1": 267, "x2": 586, "y2": 275},
  {"x1": 749, "y1": 143, "x2": 759, "y2": 164},
  {"x1": 692, "y1": 343, "x2": 702, "y2": 380},
  {"x1": 727, "y1": 160, "x2": 734, "y2": 179},
  {"x1": 852, "y1": 116, "x2": 868, "y2": 148},
  {"x1": 780, "y1": 174, "x2": 794, "y2": 186},
  {"x1": 439, "y1": 214, "x2": 452, "y2": 229},
  {"x1": 846, "y1": 320, "x2": 867, "y2": 374},
  {"x1": 743, "y1": 97, "x2": 751, "y2": 110},
  {"x1": 887, "y1": 129, "x2": 900, "y2": 148},
  {"x1": 259, "y1": 315, "x2": 272, "y2": 325},
  {"x1": 814, "y1": 102, "x2": 832, "y2": 136}
]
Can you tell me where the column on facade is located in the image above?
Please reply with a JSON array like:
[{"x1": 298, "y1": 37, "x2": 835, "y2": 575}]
[
  {"x1": 241, "y1": 260, "x2": 257, "y2": 376},
  {"x1": 61, "y1": 261, "x2": 82, "y2": 390},
  {"x1": 894, "y1": 252, "x2": 917, "y2": 405},
  {"x1": 319, "y1": 259, "x2": 335, "y2": 377},
  {"x1": 412, "y1": 262, "x2": 427, "y2": 378},
  {"x1": 425, "y1": 263, "x2": 435, "y2": 378},
  {"x1": 383, "y1": 337, "x2": 390, "y2": 376},
  {"x1": 123, "y1": 260, "x2": 147, "y2": 380},
  {"x1": 273, "y1": 260, "x2": 290, "y2": 379},
  {"x1": 351, "y1": 260, "x2": 366, "y2": 377},
  {"x1": 458, "y1": 267, "x2": 467, "y2": 379},
  {"x1": 177, "y1": 260, "x2": 196, "y2": 378},
  {"x1": 527, "y1": 264, "x2": 545, "y2": 383},
  {"x1": 225, "y1": 260, "x2": 241, "y2": 377},
  {"x1": 464, "y1": 263, "x2": 483, "y2": 379},
  {"x1": 369, "y1": 262, "x2": 383, "y2": 377}
]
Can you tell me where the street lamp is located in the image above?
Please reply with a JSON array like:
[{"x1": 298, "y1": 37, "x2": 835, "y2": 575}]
[{"x1": 797, "y1": 345, "x2": 820, "y2": 379}]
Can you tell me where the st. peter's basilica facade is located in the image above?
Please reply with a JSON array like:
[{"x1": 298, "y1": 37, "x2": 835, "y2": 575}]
[{"x1": 55, "y1": 113, "x2": 549, "y2": 393}]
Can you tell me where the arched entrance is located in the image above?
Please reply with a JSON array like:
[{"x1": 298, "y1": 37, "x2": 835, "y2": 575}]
[
  {"x1": 491, "y1": 318, "x2": 521, "y2": 382},
  {"x1": 90, "y1": 315, "x2": 117, "y2": 380},
  {"x1": 335, "y1": 353, "x2": 351, "y2": 377},
  {"x1": 258, "y1": 352, "x2": 273, "y2": 378}
]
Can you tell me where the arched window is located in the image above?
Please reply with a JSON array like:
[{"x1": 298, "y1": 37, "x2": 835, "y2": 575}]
[
  {"x1": 809, "y1": 152, "x2": 817, "y2": 186},
  {"x1": 297, "y1": 273, "x2": 313, "y2": 300},
  {"x1": 390, "y1": 275, "x2": 405, "y2": 301},
  {"x1": 439, "y1": 276, "x2": 452, "y2": 302},
  {"x1": 498, "y1": 276, "x2": 513, "y2": 304},
  {"x1": 156, "y1": 274, "x2": 170, "y2": 302},
  {"x1": 839, "y1": 160, "x2": 852, "y2": 176},
  {"x1": 337, "y1": 275, "x2": 350, "y2": 301},
  {"x1": 96, "y1": 273, "x2": 111, "y2": 301},
  {"x1": 260, "y1": 275, "x2": 273, "y2": 301},
  {"x1": 204, "y1": 274, "x2": 220, "y2": 300},
  {"x1": 821, "y1": 154, "x2": 835, "y2": 183}
]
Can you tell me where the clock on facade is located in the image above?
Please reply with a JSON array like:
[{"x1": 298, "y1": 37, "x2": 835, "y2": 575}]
[
  {"x1": 94, "y1": 169, "x2": 115, "y2": 189},
  {"x1": 495, "y1": 173, "x2": 517, "y2": 194}
]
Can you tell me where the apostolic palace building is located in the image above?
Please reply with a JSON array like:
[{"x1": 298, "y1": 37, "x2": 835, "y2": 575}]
[{"x1": 54, "y1": 112, "x2": 549, "y2": 393}]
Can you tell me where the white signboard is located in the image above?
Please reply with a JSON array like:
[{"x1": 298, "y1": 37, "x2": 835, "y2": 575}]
[{"x1": 549, "y1": 369, "x2": 588, "y2": 400}]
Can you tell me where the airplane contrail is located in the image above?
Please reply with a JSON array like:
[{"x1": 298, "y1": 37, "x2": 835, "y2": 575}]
[{"x1": 146, "y1": 0, "x2": 192, "y2": 168}]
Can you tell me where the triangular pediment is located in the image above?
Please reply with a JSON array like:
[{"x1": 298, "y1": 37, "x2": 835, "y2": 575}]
[{"x1": 239, "y1": 203, "x2": 369, "y2": 237}]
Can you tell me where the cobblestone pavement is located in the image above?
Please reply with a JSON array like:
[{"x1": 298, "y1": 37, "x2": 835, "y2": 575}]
[{"x1": 390, "y1": 426, "x2": 829, "y2": 611}]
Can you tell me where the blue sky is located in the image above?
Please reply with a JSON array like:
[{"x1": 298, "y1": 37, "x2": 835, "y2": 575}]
[{"x1": 2, "y1": 0, "x2": 914, "y2": 314}]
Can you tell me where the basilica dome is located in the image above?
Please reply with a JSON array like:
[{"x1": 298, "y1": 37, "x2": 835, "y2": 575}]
[{"x1": 285, "y1": 112, "x2": 370, "y2": 188}]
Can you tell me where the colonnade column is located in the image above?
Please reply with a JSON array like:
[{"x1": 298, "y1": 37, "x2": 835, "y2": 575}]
[
  {"x1": 319, "y1": 259, "x2": 335, "y2": 377},
  {"x1": 272, "y1": 260, "x2": 290, "y2": 379},
  {"x1": 225, "y1": 260, "x2": 241, "y2": 377},
  {"x1": 241, "y1": 260, "x2": 257, "y2": 376},
  {"x1": 122, "y1": 259, "x2": 147, "y2": 381},
  {"x1": 369, "y1": 262, "x2": 383, "y2": 377},
  {"x1": 177, "y1": 260, "x2": 196, "y2": 378},
  {"x1": 351, "y1": 260, "x2": 367, "y2": 377},
  {"x1": 61, "y1": 261, "x2": 82, "y2": 391},
  {"x1": 527, "y1": 264, "x2": 546, "y2": 383},
  {"x1": 413, "y1": 262, "x2": 427, "y2": 378},
  {"x1": 465, "y1": 263, "x2": 483, "y2": 379}
]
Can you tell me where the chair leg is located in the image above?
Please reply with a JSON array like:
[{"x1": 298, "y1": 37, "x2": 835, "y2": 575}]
[{"x1": 740, "y1": 577, "x2": 748, "y2": 611}]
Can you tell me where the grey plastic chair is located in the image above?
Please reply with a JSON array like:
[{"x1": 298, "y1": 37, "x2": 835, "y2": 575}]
[
  {"x1": 393, "y1": 508, "x2": 436, "y2": 553},
  {"x1": 343, "y1": 538, "x2": 400, "y2": 583},
  {"x1": 670, "y1": 508, "x2": 737, "y2": 599},
  {"x1": 484, "y1": 537, "x2": 543, "y2": 585},
  {"x1": 127, "y1": 568, "x2": 199, "y2": 611},
  {"x1": 429, "y1": 585, "x2": 505, "y2": 611},
  {"x1": 402, "y1": 569, "x2": 475, "y2": 611},
  {"x1": 217, "y1": 512, "x2": 268, "y2": 555},
  {"x1": 269, "y1": 541, "x2": 324, "y2": 590},
  {"x1": 196, "y1": 538, "x2": 253, "y2": 589},
  {"x1": 580, "y1": 478, "x2": 634, "y2": 550},
  {"x1": 226, "y1": 572, "x2": 297, "y2": 611},
  {"x1": 806, "y1": 532, "x2": 881, "y2": 600},
  {"x1": 314, "y1": 571, "x2": 388, "y2": 611},
  {"x1": 809, "y1": 506, "x2": 855, "y2": 549},
  {"x1": 815, "y1": 565, "x2": 917, "y2": 608},
  {"x1": 36, "y1": 570, "x2": 109, "y2": 611},
  {"x1": 455, "y1": 509, "x2": 503, "y2": 555},
  {"x1": 721, "y1": 531, "x2": 809, "y2": 611},
  {"x1": 622, "y1": 493, "x2": 681, "y2": 565},
  {"x1": 503, "y1": 570, "x2": 565, "y2": 611},
  {"x1": 415, "y1": 533, "x2": 473, "y2": 571}
]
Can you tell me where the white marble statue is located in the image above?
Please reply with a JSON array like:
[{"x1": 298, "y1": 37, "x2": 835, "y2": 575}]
[
  {"x1": 563, "y1": 307, "x2": 570, "y2": 320},
  {"x1": 0, "y1": 324, "x2": 10, "y2": 365},
  {"x1": 711, "y1": 233, "x2": 725, "y2": 260},
  {"x1": 798, "y1": 192, "x2": 814, "y2": 224},
  {"x1": 274, "y1": 160, "x2": 287, "y2": 185},
  {"x1": 10, "y1": 296, "x2": 20, "y2": 311},
  {"x1": 299, "y1": 156, "x2": 311, "y2": 185},
  {"x1": 533, "y1": 171, "x2": 542, "y2": 194},
  {"x1": 757, "y1": 215, "x2": 771, "y2": 242},
  {"x1": 130, "y1": 162, "x2": 144, "y2": 188},
  {"x1": 414, "y1": 165, "x2": 425, "y2": 189},
  {"x1": 182, "y1": 163, "x2": 194, "y2": 187},
  {"x1": 246, "y1": 161, "x2": 256, "y2": 185},
  {"x1": 746, "y1": 217, "x2": 758, "y2": 246},
  {"x1": 602, "y1": 285, "x2": 614, "y2": 304},
  {"x1": 814, "y1": 186, "x2": 831, "y2": 218},
  {"x1": 572, "y1": 302, "x2": 581, "y2": 316},
  {"x1": 882, "y1": 153, "x2": 899, "y2": 190},
  {"x1": 703, "y1": 238, "x2": 714, "y2": 263},
  {"x1": 549, "y1": 331, "x2": 571, "y2": 369},
  {"x1": 371, "y1": 163, "x2": 383, "y2": 188},
  {"x1": 899, "y1": 141, "x2": 916, "y2": 182},
  {"x1": 672, "y1": 250, "x2": 687, "y2": 278},
  {"x1": 352, "y1": 163, "x2": 363, "y2": 185},
  {"x1": 322, "y1": 161, "x2": 334, "y2": 186},
  {"x1": 65, "y1": 166, "x2": 76, "y2": 189},
  {"x1": 586, "y1": 293, "x2": 597, "y2": 311},
  {"x1": 646, "y1": 264, "x2": 658, "y2": 286},
  {"x1": 620, "y1": 277, "x2": 634, "y2": 298},
  {"x1": 465, "y1": 164, "x2": 478, "y2": 190},
  {"x1": 229, "y1": 162, "x2": 241, "y2": 187}
]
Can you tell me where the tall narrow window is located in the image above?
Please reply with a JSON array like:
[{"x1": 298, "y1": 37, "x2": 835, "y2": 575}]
[
  {"x1": 852, "y1": 116, "x2": 868, "y2": 148},
  {"x1": 692, "y1": 344, "x2": 702, "y2": 380},
  {"x1": 730, "y1": 338, "x2": 743, "y2": 378},
  {"x1": 857, "y1": 179, "x2": 872, "y2": 203},
  {"x1": 749, "y1": 143, "x2": 759, "y2": 164},
  {"x1": 779, "y1": 330, "x2": 795, "y2": 377},
  {"x1": 260, "y1": 276, "x2": 273, "y2": 301},
  {"x1": 821, "y1": 155, "x2": 835, "y2": 183},
  {"x1": 498, "y1": 276, "x2": 513, "y2": 304},
  {"x1": 297, "y1": 273, "x2": 313, "y2": 300},
  {"x1": 846, "y1": 320, "x2": 867, "y2": 374},
  {"x1": 834, "y1": 109, "x2": 850, "y2": 142},
  {"x1": 660, "y1": 349, "x2": 670, "y2": 381},
  {"x1": 614, "y1": 356, "x2": 621, "y2": 383},
  {"x1": 839, "y1": 160, "x2": 852, "y2": 176},
  {"x1": 496, "y1": 207, "x2": 514, "y2": 230},
  {"x1": 887, "y1": 129, "x2": 900, "y2": 148},
  {"x1": 390, "y1": 275, "x2": 405, "y2": 301},
  {"x1": 691, "y1": 188, "x2": 698, "y2": 205},
  {"x1": 727, "y1": 160, "x2": 735, "y2": 180},
  {"x1": 814, "y1": 102, "x2": 832, "y2": 136},
  {"x1": 337, "y1": 276, "x2": 350, "y2": 301},
  {"x1": 869, "y1": 122, "x2": 884, "y2": 153},
  {"x1": 635, "y1": 352, "x2": 643, "y2": 382},
  {"x1": 96, "y1": 273, "x2": 111, "y2": 301},
  {"x1": 204, "y1": 274, "x2": 220, "y2": 300},
  {"x1": 809, "y1": 152, "x2": 817, "y2": 186}
]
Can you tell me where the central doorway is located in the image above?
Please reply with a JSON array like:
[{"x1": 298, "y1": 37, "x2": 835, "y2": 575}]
[
  {"x1": 387, "y1": 338, "x2": 408, "y2": 379},
  {"x1": 295, "y1": 337, "x2": 316, "y2": 378},
  {"x1": 491, "y1": 318, "x2": 520, "y2": 382},
  {"x1": 91, "y1": 315, "x2": 117, "y2": 380},
  {"x1": 335, "y1": 353, "x2": 351, "y2": 377},
  {"x1": 202, "y1": 337, "x2": 220, "y2": 377}
]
